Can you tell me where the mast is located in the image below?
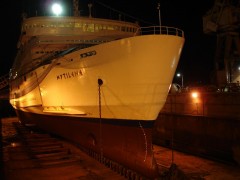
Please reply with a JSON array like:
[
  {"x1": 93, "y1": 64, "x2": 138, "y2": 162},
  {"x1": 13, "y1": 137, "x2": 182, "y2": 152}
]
[{"x1": 73, "y1": 0, "x2": 80, "y2": 16}]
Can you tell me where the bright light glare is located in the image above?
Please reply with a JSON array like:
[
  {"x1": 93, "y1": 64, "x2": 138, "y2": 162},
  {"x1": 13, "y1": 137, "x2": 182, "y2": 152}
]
[
  {"x1": 177, "y1": 73, "x2": 181, "y2": 77},
  {"x1": 52, "y1": 3, "x2": 62, "y2": 16},
  {"x1": 191, "y1": 92, "x2": 199, "y2": 99}
]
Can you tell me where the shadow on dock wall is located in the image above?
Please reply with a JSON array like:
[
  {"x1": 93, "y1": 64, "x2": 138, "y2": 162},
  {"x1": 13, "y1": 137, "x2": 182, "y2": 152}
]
[{"x1": 153, "y1": 113, "x2": 240, "y2": 165}]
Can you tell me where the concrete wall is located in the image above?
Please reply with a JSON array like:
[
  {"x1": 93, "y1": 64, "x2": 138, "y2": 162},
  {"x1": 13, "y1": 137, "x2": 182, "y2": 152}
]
[{"x1": 153, "y1": 92, "x2": 240, "y2": 164}]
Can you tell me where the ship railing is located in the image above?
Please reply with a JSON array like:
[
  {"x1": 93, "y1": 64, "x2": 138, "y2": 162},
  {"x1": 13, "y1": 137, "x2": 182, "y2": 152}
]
[{"x1": 135, "y1": 26, "x2": 184, "y2": 37}]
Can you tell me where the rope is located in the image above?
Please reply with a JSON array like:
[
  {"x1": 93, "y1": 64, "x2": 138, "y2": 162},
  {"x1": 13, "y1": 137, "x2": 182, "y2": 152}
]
[
  {"x1": 98, "y1": 78, "x2": 103, "y2": 161},
  {"x1": 139, "y1": 121, "x2": 148, "y2": 162}
]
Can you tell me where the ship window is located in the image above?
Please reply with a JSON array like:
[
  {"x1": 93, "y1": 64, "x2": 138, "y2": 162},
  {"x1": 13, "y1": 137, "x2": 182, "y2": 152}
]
[
  {"x1": 107, "y1": 25, "x2": 114, "y2": 30},
  {"x1": 87, "y1": 24, "x2": 94, "y2": 32},
  {"x1": 75, "y1": 23, "x2": 82, "y2": 28},
  {"x1": 57, "y1": 23, "x2": 63, "y2": 27},
  {"x1": 65, "y1": 23, "x2": 73, "y2": 27},
  {"x1": 95, "y1": 24, "x2": 101, "y2": 31},
  {"x1": 83, "y1": 23, "x2": 88, "y2": 31},
  {"x1": 114, "y1": 26, "x2": 120, "y2": 31},
  {"x1": 102, "y1": 25, "x2": 107, "y2": 30}
]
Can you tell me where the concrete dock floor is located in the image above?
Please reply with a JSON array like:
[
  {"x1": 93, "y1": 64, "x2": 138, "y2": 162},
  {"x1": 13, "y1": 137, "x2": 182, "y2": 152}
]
[
  {"x1": 1, "y1": 117, "x2": 125, "y2": 180},
  {"x1": 154, "y1": 145, "x2": 240, "y2": 179}
]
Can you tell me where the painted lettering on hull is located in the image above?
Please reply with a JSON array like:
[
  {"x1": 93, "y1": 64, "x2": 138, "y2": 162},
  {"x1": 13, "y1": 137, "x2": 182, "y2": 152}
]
[
  {"x1": 57, "y1": 69, "x2": 83, "y2": 80},
  {"x1": 56, "y1": 50, "x2": 96, "y2": 80},
  {"x1": 80, "y1": 50, "x2": 96, "y2": 58}
]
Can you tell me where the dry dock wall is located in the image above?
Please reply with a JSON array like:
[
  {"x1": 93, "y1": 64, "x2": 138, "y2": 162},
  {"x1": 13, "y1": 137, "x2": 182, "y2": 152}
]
[{"x1": 153, "y1": 92, "x2": 240, "y2": 164}]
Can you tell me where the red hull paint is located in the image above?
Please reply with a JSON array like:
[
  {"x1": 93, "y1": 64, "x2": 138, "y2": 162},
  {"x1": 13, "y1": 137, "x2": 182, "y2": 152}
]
[{"x1": 16, "y1": 110, "x2": 159, "y2": 178}]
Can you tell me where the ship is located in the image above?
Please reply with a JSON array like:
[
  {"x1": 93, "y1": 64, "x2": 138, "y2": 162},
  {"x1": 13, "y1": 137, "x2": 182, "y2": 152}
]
[{"x1": 9, "y1": 1, "x2": 185, "y2": 178}]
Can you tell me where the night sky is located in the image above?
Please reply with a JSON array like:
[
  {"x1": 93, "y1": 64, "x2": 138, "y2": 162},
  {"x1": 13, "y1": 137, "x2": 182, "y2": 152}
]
[{"x1": 0, "y1": 0, "x2": 216, "y2": 86}]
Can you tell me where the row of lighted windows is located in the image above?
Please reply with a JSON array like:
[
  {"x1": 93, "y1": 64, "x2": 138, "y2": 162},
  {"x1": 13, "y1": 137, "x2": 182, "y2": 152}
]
[
  {"x1": 24, "y1": 22, "x2": 137, "y2": 33},
  {"x1": 35, "y1": 50, "x2": 62, "y2": 54},
  {"x1": 34, "y1": 44, "x2": 94, "y2": 54},
  {"x1": 38, "y1": 39, "x2": 107, "y2": 44}
]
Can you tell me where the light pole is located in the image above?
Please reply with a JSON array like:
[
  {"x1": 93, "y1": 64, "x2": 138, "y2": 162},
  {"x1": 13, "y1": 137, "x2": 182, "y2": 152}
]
[{"x1": 177, "y1": 73, "x2": 184, "y2": 88}]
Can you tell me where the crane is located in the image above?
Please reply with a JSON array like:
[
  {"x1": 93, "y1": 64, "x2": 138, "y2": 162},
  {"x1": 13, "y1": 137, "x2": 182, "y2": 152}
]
[{"x1": 203, "y1": 0, "x2": 240, "y2": 85}]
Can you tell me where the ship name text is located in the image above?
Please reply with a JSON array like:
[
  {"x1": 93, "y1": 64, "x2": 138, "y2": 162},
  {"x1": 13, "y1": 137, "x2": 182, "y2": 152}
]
[{"x1": 57, "y1": 70, "x2": 83, "y2": 80}]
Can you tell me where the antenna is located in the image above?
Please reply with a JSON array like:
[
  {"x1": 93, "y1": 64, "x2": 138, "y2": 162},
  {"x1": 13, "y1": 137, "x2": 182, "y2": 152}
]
[
  {"x1": 73, "y1": 0, "x2": 80, "y2": 16},
  {"x1": 88, "y1": 3, "x2": 93, "y2": 18},
  {"x1": 157, "y1": 2, "x2": 162, "y2": 33}
]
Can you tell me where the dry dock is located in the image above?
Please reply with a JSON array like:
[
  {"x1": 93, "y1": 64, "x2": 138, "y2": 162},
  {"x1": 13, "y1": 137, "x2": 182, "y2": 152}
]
[
  {"x1": 0, "y1": 117, "x2": 125, "y2": 180},
  {"x1": 1, "y1": 117, "x2": 240, "y2": 179}
]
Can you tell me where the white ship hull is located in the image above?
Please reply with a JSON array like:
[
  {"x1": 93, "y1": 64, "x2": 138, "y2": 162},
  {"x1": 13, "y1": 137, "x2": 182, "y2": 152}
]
[{"x1": 11, "y1": 35, "x2": 184, "y2": 121}]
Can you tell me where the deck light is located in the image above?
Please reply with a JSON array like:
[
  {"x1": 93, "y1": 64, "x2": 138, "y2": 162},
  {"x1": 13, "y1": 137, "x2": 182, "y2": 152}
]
[
  {"x1": 52, "y1": 3, "x2": 62, "y2": 16},
  {"x1": 191, "y1": 92, "x2": 199, "y2": 99}
]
